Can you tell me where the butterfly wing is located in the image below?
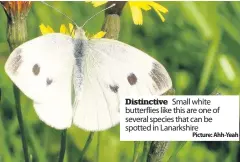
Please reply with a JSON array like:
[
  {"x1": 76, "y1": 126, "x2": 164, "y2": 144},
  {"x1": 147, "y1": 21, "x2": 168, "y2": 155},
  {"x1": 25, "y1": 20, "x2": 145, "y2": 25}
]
[
  {"x1": 5, "y1": 34, "x2": 75, "y2": 129},
  {"x1": 73, "y1": 38, "x2": 172, "y2": 131}
]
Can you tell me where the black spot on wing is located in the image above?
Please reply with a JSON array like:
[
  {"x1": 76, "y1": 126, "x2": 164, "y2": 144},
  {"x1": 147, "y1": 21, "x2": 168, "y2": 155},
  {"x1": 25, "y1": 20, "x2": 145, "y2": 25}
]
[
  {"x1": 9, "y1": 48, "x2": 22, "y2": 74},
  {"x1": 32, "y1": 64, "x2": 40, "y2": 75},
  {"x1": 149, "y1": 62, "x2": 168, "y2": 91},
  {"x1": 109, "y1": 85, "x2": 119, "y2": 93},
  {"x1": 127, "y1": 73, "x2": 137, "y2": 85},
  {"x1": 46, "y1": 78, "x2": 53, "y2": 86}
]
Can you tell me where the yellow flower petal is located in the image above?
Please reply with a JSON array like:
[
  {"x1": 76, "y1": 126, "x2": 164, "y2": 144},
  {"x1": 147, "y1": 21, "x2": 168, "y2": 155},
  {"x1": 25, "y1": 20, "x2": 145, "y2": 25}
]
[
  {"x1": 129, "y1": 4, "x2": 143, "y2": 25},
  {"x1": 86, "y1": 1, "x2": 107, "y2": 7},
  {"x1": 60, "y1": 24, "x2": 69, "y2": 34},
  {"x1": 39, "y1": 24, "x2": 54, "y2": 35},
  {"x1": 129, "y1": 2, "x2": 151, "y2": 11},
  {"x1": 69, "y1": 23, "x2": 74, "y2": 36},
  {"x1": 153, "y1": 8, "x2": 165, "y2": 22},
  {"x1": 39, "y1": 23, "x2": 75, "y2": 36},
  {"x1": 149, "y1": 2, "x2": 168, "y2": 22},
  {"x1": 149, "y1": 2, "x2": 168, "y2": 13},
  {"x1": 129, "y1": 1, "x2": 168, "y2": 24},
  {"x1": 87, "y1": 1, "x2": 168, "y2": 25},
  {"x1": 91, "y1": 31, "x2": 106, "y2": 38},
  {"x1": 47, "y1": 26, "x2": 54, "y2": 33}
]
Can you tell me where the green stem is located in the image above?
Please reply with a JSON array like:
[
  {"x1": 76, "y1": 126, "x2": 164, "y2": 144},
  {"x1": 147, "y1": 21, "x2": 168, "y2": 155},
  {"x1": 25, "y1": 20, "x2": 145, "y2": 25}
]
[
  {"x1": 101, "y1": 1, "x2": 126, "y2": 40},
  {"x1": 27, "y1": 125, "x2": 47, "y2": 162},
  {"x1": 58, "y1": 129, "x2": 67, "y2": 162},
  {"x1": 79, "y1": 132, "x2": 94, "y2": 162},
  {"x1": 197, "y1": 36, "x2": 220, "y2": 94},
  {"x1": 8, "y1": 19, "x2": 29, "y2": 162},
  {"x1": 146, "y1": 90, "x2": 175, "y2": 162},
  {"x1": 96, "y1": 132, "x2": 101, "y2": 162},
  {"x1": 3, "y1": 4, "x2": 30, "y2": 161},
  {"x1": 147, "y1": 142, "x2": 169, "y2": 162},
  {"x1": 141, "y1": 141, "x2": 151, "y2": 162},
  {"x1": 102, "y1": 14, "x2": 121, "y2": 40},
  {"x1": 133, "y1": 141, "x2": 141, "y2": 162},
  {"x1": 167, "y1": 142, "x2": 187, "y2": 162},
  {"x1": 7, "y1": 17, "x2": 28, "y2": 50},
  {"x1": 13, "y1": 84, "x2": 29, "y2": 162}
]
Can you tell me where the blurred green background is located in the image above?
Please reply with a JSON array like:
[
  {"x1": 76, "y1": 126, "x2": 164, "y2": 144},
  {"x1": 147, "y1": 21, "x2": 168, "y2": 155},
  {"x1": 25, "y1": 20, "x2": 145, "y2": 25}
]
[{"x1": 0, "y1": 1, "x2": 239, "y2": 162}]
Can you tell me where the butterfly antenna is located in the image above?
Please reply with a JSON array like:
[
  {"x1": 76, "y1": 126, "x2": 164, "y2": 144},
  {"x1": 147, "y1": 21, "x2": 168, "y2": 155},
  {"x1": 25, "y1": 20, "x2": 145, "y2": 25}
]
[
  {"x1": 81, "y1": 3, "x2": 116, "y2": 28},
  {"x1": 41, "y1": 1, "x2": 79, "y2": 28}
]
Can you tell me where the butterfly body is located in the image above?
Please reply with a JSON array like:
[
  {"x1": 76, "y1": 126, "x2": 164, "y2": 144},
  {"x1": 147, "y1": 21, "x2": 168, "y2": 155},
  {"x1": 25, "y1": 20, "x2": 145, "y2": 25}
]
[{"x1": 5, "y1": 27, "x2": 172, "y2": 131}]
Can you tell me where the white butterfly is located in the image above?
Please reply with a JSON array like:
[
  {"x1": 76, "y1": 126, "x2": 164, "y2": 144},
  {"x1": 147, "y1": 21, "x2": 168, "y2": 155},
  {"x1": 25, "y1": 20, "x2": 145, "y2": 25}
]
[{"x1": 4, "y1": 27, "x2": 172, "y2": 131}]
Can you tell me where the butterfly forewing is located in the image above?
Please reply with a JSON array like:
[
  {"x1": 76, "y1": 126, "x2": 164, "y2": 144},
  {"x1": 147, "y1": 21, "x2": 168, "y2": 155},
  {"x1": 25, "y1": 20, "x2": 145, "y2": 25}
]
[{"x1": 5, "y1": 33, "x2": 75, "y2": 129}]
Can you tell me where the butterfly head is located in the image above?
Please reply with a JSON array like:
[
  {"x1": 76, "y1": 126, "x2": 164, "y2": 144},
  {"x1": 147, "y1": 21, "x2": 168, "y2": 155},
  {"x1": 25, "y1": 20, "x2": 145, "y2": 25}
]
[{"x1": 74, "y1": 27, "x2": 87, "y2": 40}]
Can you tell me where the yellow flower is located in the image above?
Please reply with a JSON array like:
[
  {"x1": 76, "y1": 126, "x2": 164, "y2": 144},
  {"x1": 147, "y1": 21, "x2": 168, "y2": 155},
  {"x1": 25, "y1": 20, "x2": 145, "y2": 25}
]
[
  {"x1": 60, "y1": 23, "x2": 74, "y2": 36},
  {"x1": 90, "y1": 31, "x2": 106, "y2": 38},
  {"x1": 87, "y1": 1, "x2": 107, "y2": 7},
  {"x1": 39, "y1": 24, "x2": 54, "y2": 35},
  {"x1": 39, "y1": 23, "x2": 106, "y2": 38},
  {"x1": 87, "y1": 1, "x2": 168, "y2": 25}
]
